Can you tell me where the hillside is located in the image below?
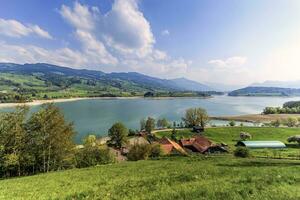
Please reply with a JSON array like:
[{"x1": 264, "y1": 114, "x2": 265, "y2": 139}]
[
  {"x1": 228, "y1": 86, "x2": 300, "y2": 96},
  {"x1": 0, "y1": 63, "x2": 216, "y2": 102},
  {"x1": 1, "y1": 127, "x2": 300, "y2": 200}
]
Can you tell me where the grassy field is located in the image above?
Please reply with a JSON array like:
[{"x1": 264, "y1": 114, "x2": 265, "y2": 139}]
[
  {"x1": 0, "y1": 127, "x2": 300, "y2": 200},
  {"x1": 155, "y1": 127, "x2": 300, "y2": 158},
  {"x1": 0, "y1": 156, "x2": 299, "y2": 200}
]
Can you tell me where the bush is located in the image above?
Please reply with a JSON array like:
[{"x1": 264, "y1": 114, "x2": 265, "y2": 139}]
[
  {"x1": 75, "y1": 147, "x2": 115, "y2": 168},
  {"x1": 149, "y1": 143, "x2": 164, "y2": 158},
  {"x1": 127, "y1": 143, "x2": 164, "y2": 161},
  {"x1": 229, "y1": 121, "x2": 236, "y2": 127},
  {"x1": 240, "y1": 132, "x2": 252, "y2": 140},
  {"x1": 287, "y1": 135, "x2": 300, "y2": 145},
  {"x1": 234, "y1": 147, "x2": 250, "y2": 158},
  {"x1": 127, "y1": 144, "x2": 150, "y2": 161}
]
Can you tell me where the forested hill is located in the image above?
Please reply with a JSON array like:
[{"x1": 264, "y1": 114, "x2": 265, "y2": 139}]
[
  {"x1": 228, "y1": 86, "x2": 300, "y2": 97},
  {"x1": 0, "y1": 63, "x2": 217, "y2": 102}
]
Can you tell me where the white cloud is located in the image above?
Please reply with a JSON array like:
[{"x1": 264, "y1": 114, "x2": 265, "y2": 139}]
[
  {"x1": 161, "y1": 29, "x2": 170, "y2": 36},
  {"x1": 0, "y1": 18, "x2": 52, "y2": 39},
  {"x1": 0, "y1": 1, "x2": 191, "y2": 78},
  {"x1": 208, "y1": 56, "x2": 247, "y2": 68}
]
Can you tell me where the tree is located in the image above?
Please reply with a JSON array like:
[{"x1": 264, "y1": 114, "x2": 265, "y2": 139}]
[
  {"x1": 271, "y1": 119, "x2": 281, "y2": 127},
  {"x1": 157, "y1": 118, "x2": 169, "y2": 129},
  {"x1": 171, "y1": 128, "x2": 177, "y2": 141},
  {"x1": 229, "y1": 121, "x2": 236, "y2": 127},
  {"x1": 145, "y1": 117, "x2": 155, "y2": 134},
  {"x1": 108, "y1": 122, "x2": 128, "y2": 148},
  {"x1": 140, "y1": 118, "x2": 146, "y2": 131},
  {"x1": 285, "y1": 117, "x2": 298, "y2": 127},
  {"x1": 26, "y1": 103, "x2": 75, "y2": 173},
  {"x1": 182, "y1": 107, "x2": 209, "y2": 128},
  {"x1": 75, "y1": 135, "x2": 115, "y2": 168},
  {"x1": 0, "y1": 106, "x2": 29, "y2": 177}
]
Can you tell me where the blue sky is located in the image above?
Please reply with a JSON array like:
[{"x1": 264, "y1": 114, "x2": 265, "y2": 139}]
[{"x1": 1, "y1": 0, "x2": 300, "y2": 86}]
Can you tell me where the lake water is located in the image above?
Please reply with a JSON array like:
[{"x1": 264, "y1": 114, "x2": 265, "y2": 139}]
[{"x1": 2, "y1": 95, "x2": 300, "y2": 142}]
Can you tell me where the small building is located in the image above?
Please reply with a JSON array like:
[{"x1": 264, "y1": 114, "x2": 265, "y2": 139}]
[
  {"x1": 236, "y1": 141, "x2": 286, "y2": 149},
  {"x1": 158, "y1": 137, "x2": 188, "y2": 155},
  {"x1": 180, "y1": 136, "x2": 228, "y2": 154}
]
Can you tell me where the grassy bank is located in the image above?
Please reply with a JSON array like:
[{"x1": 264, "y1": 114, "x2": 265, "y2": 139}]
[{"x1": 0, "y1": 156, "x2": 299, "y2": 200}]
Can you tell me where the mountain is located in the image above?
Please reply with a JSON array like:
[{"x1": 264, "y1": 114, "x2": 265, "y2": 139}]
[
  {"x1": 204, "y1": 82, "x2": 245, "y2": 92},
  {"x1": 228, "y1": 86, "x2": 300, "y2": 96},
  {"x1": 0, "y1": 63, "x2": 212, "y2": 92},
  {"x1": 251, "y1": 80, "x2": 300, "y2": 89},
  {"x1": 0, "y1": 63, "x2": 217, "y2": 102},
  {"x1": 169, "y1": 78, "x2": 213, "y2": 91}
]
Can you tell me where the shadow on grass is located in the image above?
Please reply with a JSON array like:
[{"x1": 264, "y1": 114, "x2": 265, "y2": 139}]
[
  {"x1": 218, "y1": 160, "x2": 300, "y2": 167},
  {"x1": 285, "y1": 143, "x2": 300, "y2": 148}
]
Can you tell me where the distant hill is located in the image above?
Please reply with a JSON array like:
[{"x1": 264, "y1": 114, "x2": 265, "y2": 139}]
[
  {"x1": 228, "y1": 86, "x2": 300, "y2": 96},
  {"x1": 169, "y1": 78, "x2": 213, "y2": 91},
  {"x1": 251, "y1": 80, "x2": 300, "y2": 89},
  {"x1": 0, "y1": 63, "x2": 216, "y2": 102}
]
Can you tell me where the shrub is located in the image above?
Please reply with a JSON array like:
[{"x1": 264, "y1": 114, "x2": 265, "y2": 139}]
[
  {"x1": 285, "y1": 117, "x2": 298, "y2": 127},
  {"x1": 234, "y1": 147, "x2": 250, "y2": 158},
  {"x1": 149, "y1": 143, "x2": 164, "y2": 158},
  {"x1": 127, "y1": 144, "x2": 151, "y2": 161},
  {"x1": 229, "y1": 121, "x2": 236, "y2": 127},
  {"x1": 287, "y1": 135, "x2": 300, "y2": 145},
  {"x1": 127, "y1": 143, "x2": 164, "y2": 161},
  {"x1": 75, "y1": 147, "x2": 115, "y2": 168},
  {"x1": 128, "y1": 129, "x2": 136, "y2": 136},
  {"x1": 240, "y1": 132, "x2": 252, "y2": 140},
  {"x1": 270, "y1": 119, "x2": 281, "y2": 127}
]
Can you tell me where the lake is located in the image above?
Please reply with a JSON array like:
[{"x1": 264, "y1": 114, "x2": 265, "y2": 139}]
[{"x1": 1, "y1": 95, "x2": 300, "y2": 142}]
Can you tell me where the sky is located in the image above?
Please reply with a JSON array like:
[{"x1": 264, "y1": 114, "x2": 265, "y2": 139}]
[{"x1": 1, "y1": 0, "x2": 300, "y2": 86}]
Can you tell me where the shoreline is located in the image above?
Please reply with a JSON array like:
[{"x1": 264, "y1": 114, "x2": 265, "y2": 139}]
[
  {"x1": 0, "y1": 96, "x2": 212, "y2": 108},
  {"x1": 211, "y1": 114, "x2": 300, "y2": 123}
]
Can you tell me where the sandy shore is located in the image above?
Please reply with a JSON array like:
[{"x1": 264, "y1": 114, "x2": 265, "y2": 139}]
[
  {"x1": 0, "y1": 96, "x2": 213, "y2": 109},
  {"x1": 0, "y1": 97, "x2": 146, "y2": 108},
  {"x1": 211, "y1": 114, "x2": 300, "y2": 123}
]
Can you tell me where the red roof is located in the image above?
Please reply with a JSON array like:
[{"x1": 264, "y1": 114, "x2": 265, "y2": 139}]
[
  {"x1": 180, "y1": 136, "x2": 213, "y2": 153},
  {"x1": 158, "y1": 137, "x2": 188, "y2": 155}
]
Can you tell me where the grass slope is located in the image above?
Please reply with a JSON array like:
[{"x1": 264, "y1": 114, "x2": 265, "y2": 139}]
[{"x1": 0, "y1": 156, "x2": 300, "y2": 200}]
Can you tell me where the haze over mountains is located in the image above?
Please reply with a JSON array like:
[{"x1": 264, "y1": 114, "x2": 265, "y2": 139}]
[{"x1": 251, "y1": 80, "x2": 300, "y2": 89}]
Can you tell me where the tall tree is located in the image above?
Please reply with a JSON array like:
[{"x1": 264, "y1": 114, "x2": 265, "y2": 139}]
[
  {"x1": 108, "y1": 122, "x2": 128, "y2": 149},
  {"x1": 26, "y1": 103, "x2": 75, "y2": 173},
  {"x1": 0, "y1": 106, "x2": 29, "y2": 177},
  {"x1": 145, "y1": 117, "x2": 155, "y2": 134},
  {"x1": 182, "y1": 107, "x2": 209, "y2": 128},
  {"x1": 140, "y1": 118, "x2": 146, "y2": 131}
]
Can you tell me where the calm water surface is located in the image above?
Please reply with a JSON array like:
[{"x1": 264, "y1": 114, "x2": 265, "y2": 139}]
[{"x1": 2, "y1": 95, "x2": 300, "y2": 142}]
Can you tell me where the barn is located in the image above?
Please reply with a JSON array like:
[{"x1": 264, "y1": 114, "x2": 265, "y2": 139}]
[{"x1": 236, "y1": 141, "x2": 286, "y2": 149}]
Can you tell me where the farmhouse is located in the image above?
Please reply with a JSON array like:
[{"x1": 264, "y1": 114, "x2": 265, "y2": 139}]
[
  {"x1": 158, "y1": 137, "x2": 188, "y2": 155},
  {"x1": 180, "y1": 136, "x2": 228, "y2": 154},
  {"x1": 236, "y1": 141, "x2": 286, "y2": 149}
]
